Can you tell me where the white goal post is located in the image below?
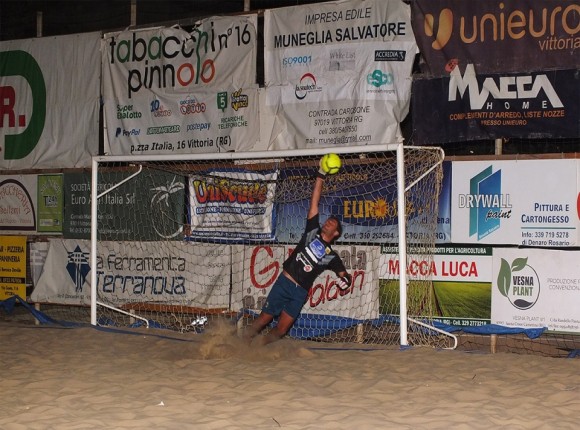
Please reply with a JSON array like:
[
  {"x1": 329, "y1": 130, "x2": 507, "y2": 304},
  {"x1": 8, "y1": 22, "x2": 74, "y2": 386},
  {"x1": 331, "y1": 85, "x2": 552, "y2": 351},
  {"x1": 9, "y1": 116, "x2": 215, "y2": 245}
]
[{"x1": 90, "y1": 143, "x2": 456, "y2": 348}]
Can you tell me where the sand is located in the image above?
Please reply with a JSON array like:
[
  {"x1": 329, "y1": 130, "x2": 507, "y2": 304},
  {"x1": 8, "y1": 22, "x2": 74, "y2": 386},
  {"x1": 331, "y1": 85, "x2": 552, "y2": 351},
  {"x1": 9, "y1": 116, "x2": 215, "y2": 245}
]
[{"x1": 0, "y1": 321, "x2": 578, "y2": 430}]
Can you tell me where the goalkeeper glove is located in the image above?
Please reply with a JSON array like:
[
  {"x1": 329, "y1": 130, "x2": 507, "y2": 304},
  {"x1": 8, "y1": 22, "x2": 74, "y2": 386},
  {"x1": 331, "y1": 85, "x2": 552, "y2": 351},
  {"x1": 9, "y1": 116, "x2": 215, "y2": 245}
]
[
  {"x1": 317, "y1": 158, "x2": 327, "y2": 179},
  {"x1": 337, "y1": 273, "x2": 352, "y2": 290}
]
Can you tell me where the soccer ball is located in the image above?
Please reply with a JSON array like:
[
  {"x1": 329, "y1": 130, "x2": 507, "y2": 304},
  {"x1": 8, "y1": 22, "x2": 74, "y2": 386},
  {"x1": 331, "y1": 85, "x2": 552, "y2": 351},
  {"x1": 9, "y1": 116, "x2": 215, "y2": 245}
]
[{"x1": 320, "y1": 153, "x2": 342, "y2": 175}]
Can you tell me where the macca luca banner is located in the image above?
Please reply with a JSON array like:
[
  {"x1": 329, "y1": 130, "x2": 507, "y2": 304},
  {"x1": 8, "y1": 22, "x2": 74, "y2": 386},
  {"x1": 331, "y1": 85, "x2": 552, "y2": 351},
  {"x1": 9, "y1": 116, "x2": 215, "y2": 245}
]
[
  {"x1": 263, "y1": 0, "x2": 418, "y2": 149},
  {"x1": 412, "y1": 67, "x2": 579, "y2": 144},
  {"x1": 102, "y1": 16, "x2": 260, "y2": 156},
  {"x1": 451, "y1": 159, "x2": 580, "y2": 247},
  {"x1": 0, "y1": 33, "x2": 100, "y2": 169},
  {"x1": 411, "y1": 0, "x2": 579, "y2": 77}
]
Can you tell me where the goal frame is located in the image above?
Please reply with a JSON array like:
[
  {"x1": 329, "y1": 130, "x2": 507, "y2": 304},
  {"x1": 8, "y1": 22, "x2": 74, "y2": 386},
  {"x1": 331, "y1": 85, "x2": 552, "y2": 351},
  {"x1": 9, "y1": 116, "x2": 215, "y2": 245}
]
[{"x1": 90, "y1": 143, "x2": 450, "y2": 347}]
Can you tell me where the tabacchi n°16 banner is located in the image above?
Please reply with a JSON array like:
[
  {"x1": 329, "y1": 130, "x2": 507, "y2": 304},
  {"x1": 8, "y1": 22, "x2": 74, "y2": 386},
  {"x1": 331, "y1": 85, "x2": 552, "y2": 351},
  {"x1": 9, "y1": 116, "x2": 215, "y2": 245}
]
[
  {"x1": 102, "y1": 15, "x2": 260, "y2": 156},
  {"x1": 263, "y1": 0, "x2": 417, "y2": 149},
  {"x1": 0, "y1": 33, "x2": 100, "y2": 169}
]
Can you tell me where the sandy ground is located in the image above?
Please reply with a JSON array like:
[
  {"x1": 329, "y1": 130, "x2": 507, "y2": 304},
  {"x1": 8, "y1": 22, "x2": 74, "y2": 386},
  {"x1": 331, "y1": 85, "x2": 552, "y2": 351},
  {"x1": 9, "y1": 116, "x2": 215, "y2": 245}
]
[{"x1": 0, "y1": 321, "x2": 578, "y2": 430}]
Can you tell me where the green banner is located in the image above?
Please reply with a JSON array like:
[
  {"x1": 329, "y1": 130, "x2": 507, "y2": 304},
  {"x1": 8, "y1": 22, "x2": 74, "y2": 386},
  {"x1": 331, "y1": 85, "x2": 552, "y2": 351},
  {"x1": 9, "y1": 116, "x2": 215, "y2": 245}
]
[
  {"x1": 63, "y1": 170, "x2": 185, "y2": 240},
  {"x1": 37, "y1": 174, "x2": 63, "y2": 233}
]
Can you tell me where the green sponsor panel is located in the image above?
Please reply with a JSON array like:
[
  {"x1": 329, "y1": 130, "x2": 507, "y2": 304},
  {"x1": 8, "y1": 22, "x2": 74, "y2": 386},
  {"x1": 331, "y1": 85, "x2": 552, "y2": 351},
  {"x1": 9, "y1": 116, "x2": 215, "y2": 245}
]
[
  {"x1": 37, "y1": 174, "x2": 63, "y2": 233},
  {"x1": 64, "y1": 170, "x2": 185, "y2": 240}
]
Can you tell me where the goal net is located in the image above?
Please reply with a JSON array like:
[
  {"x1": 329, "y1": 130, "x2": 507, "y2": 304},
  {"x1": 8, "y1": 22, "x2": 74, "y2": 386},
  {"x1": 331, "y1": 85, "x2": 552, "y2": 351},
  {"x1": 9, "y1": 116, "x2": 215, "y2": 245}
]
[{"x1": 90, "y1": 145, "x2": 454, "y2": 348}]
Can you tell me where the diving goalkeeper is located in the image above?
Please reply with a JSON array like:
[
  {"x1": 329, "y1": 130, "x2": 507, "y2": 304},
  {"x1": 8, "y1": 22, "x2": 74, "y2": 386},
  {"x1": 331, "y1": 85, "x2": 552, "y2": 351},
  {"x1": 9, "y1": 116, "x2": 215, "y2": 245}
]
[{"x1": 244, "y1": 159, "x2": 352, "y2": 346}]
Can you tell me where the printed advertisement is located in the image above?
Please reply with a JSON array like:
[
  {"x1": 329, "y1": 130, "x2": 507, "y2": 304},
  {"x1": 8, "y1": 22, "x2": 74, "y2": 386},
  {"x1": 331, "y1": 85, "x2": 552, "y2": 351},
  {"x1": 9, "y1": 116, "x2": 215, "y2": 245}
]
[
  {"x1": 0, "y1": 33, "x2": 100, "y2": 169},
  {"x1": 63, "y1": 171, "x2": 185, "y2": 241},
  {"x1": 37, "y1": 174, "x2": 63, "y2": 233},
  {"x1": 412, "y1": 68, "x2": 579, "y2": 144},
  {"x1": 411, "y1": 0, "x2": 579, "y2": 77},
  {"x1": 102, "y1": 16, "x2": 260, "y2": 155},
  {"x1": 451, "y1": 159, "x2": 579, "y2": 246},
  {"x1": 31, "y1": 239, "x2": 236, "y2": 308},
  {"x1": 0, "y1": 235, "x2": 26, "y2": 300},
  {"x1": 0, "y1": 175, "x2": 36, "y2": 233},
  {"x1": 263, "y1": 0, "x2": 417, "y2": 149},
  {"x1": 242, "y1": 244, "x2": 379, "y2": 320},
  {"x1": 187, "y1": 168, "x2": 278, "y2": 242},
  {"x1": 380, "y1": 245, "x2": 493, "y2": 327},
  {"x1": 492, "y1": 247, "x2": 580, "y2": 333}
]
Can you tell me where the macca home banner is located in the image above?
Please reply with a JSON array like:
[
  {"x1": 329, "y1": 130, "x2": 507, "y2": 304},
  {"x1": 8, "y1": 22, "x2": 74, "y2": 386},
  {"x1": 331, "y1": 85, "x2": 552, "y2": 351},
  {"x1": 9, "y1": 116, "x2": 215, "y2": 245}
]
[
  {"x1": 412, "y1": 67, "x2": 579, "y2": 144},
  {"x1": 263, "y1": 0, "x2": 417, "y2": 149},
  {"x1": 0, "y1": 33, "x2": 100, "y2": 169},
  {"x1": 411, "y1": 0, "x2": 579, "y2": 77},
  {"x1": 102, "y1": 16, "x2": 260, "y2": 156}
]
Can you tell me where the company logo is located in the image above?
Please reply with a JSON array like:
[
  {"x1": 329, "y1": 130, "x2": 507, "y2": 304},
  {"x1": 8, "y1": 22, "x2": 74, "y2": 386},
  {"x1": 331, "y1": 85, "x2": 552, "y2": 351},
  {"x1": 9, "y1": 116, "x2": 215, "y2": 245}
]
[
  {"x1": 150, "y1": 176, "x2": 185, "y2": 239},
  {"x1": 0, "y1": 51, "x2": 47, "y2": 161},
  {"x1": 217, "y1": 91, "x2": 228, "y2": 112},
  {"x1": 497, "y1": 256, "x2": 540, "y2": 310},
  {"x1": 449, "y1": 64, "x2": 563, "y2": 110},
  {"x1": 180, "y1": 96, "x2": 206, "y2": 115},
  {"x1": 295, "y1": 73, "x2": 321, "y2": 100},
  {"x1": 231, "y1": 89, "x2": 249, "y2": 111},
  {"x1": 150, "y1": 99, "x2": 171, "y2": 117},
  {"x1": 0, "y1": 179, "x2": 36, "y2": 230},
  {"x1": 115, "y1": 127, "x2": 140, "y2": 138},
  {"x1": 66, "y1": 245, "x2": 90, "y2": 293},
  {"x1": 374, "y1": 50, "x2": 406, "y2": 62},
  {"x1": 422, "y1": 4, "x2": 579, "y2": 50},
  {"x1": 458, "y1": 166, "x2": 512, "y2": 241},
  {"x1": 329, "y1": 49, "x2": 355, "y2": 71},
  {"x1": 367, "y1": 70, "x2": 393, "y2": 88}
]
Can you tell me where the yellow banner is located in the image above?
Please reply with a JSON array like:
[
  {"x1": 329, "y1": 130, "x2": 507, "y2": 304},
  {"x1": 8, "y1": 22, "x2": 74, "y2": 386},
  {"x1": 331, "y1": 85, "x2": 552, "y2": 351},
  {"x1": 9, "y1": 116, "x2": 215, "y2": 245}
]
[{"x1": 0, "y1": 236, "x2": 27, "y2": 300}]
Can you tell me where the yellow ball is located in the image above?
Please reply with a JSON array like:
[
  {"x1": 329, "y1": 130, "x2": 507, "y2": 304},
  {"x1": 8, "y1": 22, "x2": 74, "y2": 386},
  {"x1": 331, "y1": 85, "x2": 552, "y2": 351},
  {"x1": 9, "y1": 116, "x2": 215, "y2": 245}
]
[{"x1": 321, "y1": 153, "x2": 342, "y2": 175}]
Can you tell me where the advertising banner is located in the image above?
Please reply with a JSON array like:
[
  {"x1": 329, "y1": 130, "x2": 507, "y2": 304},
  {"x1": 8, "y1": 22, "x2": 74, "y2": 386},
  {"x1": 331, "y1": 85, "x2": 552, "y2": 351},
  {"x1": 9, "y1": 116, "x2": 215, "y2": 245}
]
[
  {"x1": 492, "y1": 247, "x2": 580, "y2": 333},
  {"x1": 412, "y1": 67, "x2": 579, "y2": 144},
  {"x1": 411, "y1": 0, "x2": 579, "y2": 77},
  {"x1": 63, "y1": 170, "x2": 185, "y2": 240},
  {"x1": 0, "y1": 175, "x2": 36, "y2": 233},
  {"x1": 102, "y1": 16, "x2": 260, "y2": 156},
  {"x1": 31, "y1": 239, "x2": 234, "y2": 308},
  {"x1": 0, "y1": 235, "x2": 26, "y2": 299},
  {"x1": 0, "y1": 33, "x2": 100, "y2": 169},
  {"x1": 241, "y1": 244, "x2": 379, "y2": 319},
  {"x1": 37, "y1": 174, "x2": 63, "y2": 233},
  {"x1": 380, "y1": 245, "x2": 493, "y2": 327},
  {"x1": 451, "y1": 159, "x2": 579, "y2": 246},
  {"x1": 187, "y1": 169, "x2": 278, "y2": 242},
  {"x1": 263, "y1": 0, "x2": 417, "y2": 149}
]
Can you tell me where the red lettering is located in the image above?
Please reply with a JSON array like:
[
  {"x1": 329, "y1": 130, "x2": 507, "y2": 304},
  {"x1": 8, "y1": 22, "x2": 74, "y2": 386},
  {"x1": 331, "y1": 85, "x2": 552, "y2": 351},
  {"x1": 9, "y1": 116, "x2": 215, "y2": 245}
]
[
  {"x1": 0, "y1": 86, "x2": 16, "y2": 127},
  {"x1": 249, "y1": 246, "x2": 279, "y2": 289}
]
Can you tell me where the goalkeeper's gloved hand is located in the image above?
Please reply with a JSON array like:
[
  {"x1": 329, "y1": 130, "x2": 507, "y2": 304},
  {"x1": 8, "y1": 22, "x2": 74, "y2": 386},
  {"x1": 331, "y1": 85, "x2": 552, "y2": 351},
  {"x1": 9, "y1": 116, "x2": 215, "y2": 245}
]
[{"x1": 337, "y1": 273, "x2": 352, "y2": 290}]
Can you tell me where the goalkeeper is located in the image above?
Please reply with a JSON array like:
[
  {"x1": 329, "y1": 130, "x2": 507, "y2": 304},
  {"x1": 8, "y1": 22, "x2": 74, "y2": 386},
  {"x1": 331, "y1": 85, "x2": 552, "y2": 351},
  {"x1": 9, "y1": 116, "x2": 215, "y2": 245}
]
[{"x1": 244, "y1": 160, "x2": 352, "y2": 346}]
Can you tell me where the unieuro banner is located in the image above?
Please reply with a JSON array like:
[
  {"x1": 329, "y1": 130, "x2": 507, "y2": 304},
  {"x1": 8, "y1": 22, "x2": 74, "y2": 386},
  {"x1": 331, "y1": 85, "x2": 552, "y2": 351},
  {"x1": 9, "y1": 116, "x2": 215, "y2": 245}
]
[
  {"x1": 0, "y1": 33, "x2": 100, "y2": 169},
  {"x1": 411, "y1": 0, "x2": 579, "y2": 77},
  {"x1": 451, "y1": 159, "x2": 580, "y2": 246},
  {"x1": 0, "y1": 235, "x2": 26, "y2": 300},
  {"x1": 187, "y1": 169, "x2": 278, "y2": 241},
  {"x1": 412, "y1": 67, "x2": 579, "y2": 144},
  {"x1": 263, "y1": 0, "x2": 417, "y2": 149},
  {"x1": 492, "y1": 247, "x2": 580, "y2": 333},
  {"x1": 102, "y1": 16, "x2": 260, "y2": 156},
  {"x1": 242, "y1": 244, "x2": 379, "y2": 320},
  {"x1": 31, "y1": 239, "x2": 233, "y2": 308}
]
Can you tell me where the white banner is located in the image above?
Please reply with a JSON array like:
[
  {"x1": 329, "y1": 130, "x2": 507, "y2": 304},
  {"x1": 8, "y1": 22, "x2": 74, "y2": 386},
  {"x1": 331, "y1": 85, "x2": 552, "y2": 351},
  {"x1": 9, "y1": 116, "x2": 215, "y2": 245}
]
[
  {"x1": 451, "y1": 159, "x2": 580, "y2": 246},
  {"x1": 492, "y1": 247, "x2": 580, "y2": 333},
  {"x1": 188, "y1": 169, "x2": 278, "y2": 241},
  {"x1": 242, "y1": 244, "x2": 379, "y2": 319},
  {"x1": 0, "y1": 33, "x2": 100, "y2": 169},
  {"x1": 263, "y1": 0, "x2": 416, "y2": 149},
  {"x1": 31, "y1": 239, "x2": 234, "y2": 308},
  {"x1": 0, "y1": 175, "x2": 37, "y2": 233},
  {"x1": 102, "y1": 16, "x2": 260, "y2": 156}
]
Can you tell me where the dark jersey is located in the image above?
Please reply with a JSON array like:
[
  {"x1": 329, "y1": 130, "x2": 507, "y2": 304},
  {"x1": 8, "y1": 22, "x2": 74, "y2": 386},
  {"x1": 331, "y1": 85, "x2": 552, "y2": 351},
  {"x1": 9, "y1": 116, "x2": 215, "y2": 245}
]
[{"x1": 283, "y1": 214, "x2": 346, "y2": 290}]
